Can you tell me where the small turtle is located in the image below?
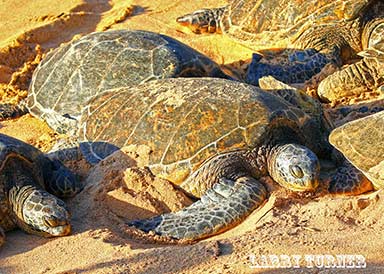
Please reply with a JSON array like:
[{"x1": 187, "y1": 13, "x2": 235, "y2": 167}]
[
  {"x1": 329, "y1": 110, "x2": 384, "y2": 193},
  {"x1": 177, "y1": 0, "x2": 384, "y2": 101},
  {"x1": 0, "y1": 133, "x2": 81, "y2": 247},
  {"x1": 77, "y1": 77, "x2": 327, "y2": 241},
  {"x1": 2, "y1": 30, "x2": 227, "y2": 134}
]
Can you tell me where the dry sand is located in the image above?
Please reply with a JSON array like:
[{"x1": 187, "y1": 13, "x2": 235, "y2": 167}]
[{"x1": 0, "y1": 0, "x2": 384, "y2": 273}]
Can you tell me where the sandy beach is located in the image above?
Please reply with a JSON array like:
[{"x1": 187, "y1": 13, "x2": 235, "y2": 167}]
[{"x1": 0, "y1": 0, "x2": 384, "y2": 273}]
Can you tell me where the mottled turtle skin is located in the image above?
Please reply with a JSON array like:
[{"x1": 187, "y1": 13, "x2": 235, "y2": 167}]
[
  {"x1": 26, "y1": 29, "x2": 227, "y2": 134},
  {"x1": 329, "y1": 110, "x2": 384, "y2": 192},
  {"x1": 78, "y1": 77, "x2": 326, "y2": 241},
  {"x1": 177, "y1": 0, "x2": 384, "y2": 101},
  {"x1": 261, "y1": 76, "x2": 384, "y2": 195},
  {"x1": 0, "y1": 134, "x2": 81, "y2": 247}
]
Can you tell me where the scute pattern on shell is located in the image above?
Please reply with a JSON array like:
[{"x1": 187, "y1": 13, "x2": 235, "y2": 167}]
[
  {"x1": 329, "y1": 110, "x2": 384, "y2": 189},
  {"x1": 79, "y1": 78, "x2": 318, "y2": 184},
  {"x1": 222, "y1": 0, "x2": 371, "y2": 50},
  {"x1": 27, "y1": 30, "x2": 225, "y2": 133}
]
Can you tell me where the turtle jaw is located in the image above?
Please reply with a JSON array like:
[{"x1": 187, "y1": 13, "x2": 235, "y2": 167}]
[
  {"x1": 43, "y1": 216, "x2": 72, "y2": 237},
  {"x1": 288, "y1": 178, "x2": 319, "y2": 192}
]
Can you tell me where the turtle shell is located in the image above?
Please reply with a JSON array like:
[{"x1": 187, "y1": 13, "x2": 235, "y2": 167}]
[
  {"x1": 222, "y1": 0, "x2": 371, "y2": 50},
  {"x1": 329, "y1": 110, "x2": 384, "y2": 189},
  {"x1": 0, "y1": 134, "x2": 50, "y2": 231},
  {"x1": 78, "y1": 78, "x2": 322, "y2": 184},
  {"x1": 27, "y1": 30, "x2": 226, "y2": 134}
]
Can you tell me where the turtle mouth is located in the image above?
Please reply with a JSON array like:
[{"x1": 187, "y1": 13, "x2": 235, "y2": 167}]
[
  {"x1": 43, "y1": 217, "x2": 71, "y2": 236},
  {"x1": 291, "y1": 179, "x2": 319, "y2": 192}
]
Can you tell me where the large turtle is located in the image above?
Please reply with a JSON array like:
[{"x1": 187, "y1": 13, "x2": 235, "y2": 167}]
[
  {"x1": 1, "y1": 29, "x2": 227, "y2": 134},
  {"x1": 177, "y1": 0, "x2": 384, "y2": 101},
  {"x1": 76, "y1": 77, "x2": 329, "y2": 241},
  {"x1": 329, "y1": 110, "x2": 384, "y2": 192},
  {"x1": 260, "y1": 76, "x2": 384, "y2": 195},
  {"x1": 0, "y1": 133, "x2": 81, "y2": 247}
]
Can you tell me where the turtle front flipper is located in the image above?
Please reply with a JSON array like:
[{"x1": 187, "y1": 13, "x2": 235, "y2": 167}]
[
  {"x1": 317, "y1": 56, "x2": 384, "y2": 102},
  {"x1": 44, "y1": 159, "x2": 83, "y2": 198},
  {"x1": 176, "y1": 7, "x2": 226, "y2": 34},
  {"x1": 0, "y1": 103, "x2": 28, "y2": 120},
  {"x1": 328, "y1": 162, "x2": 374, "y2": 195},
  {"x1": 246, "y1": 49, "x2": 337, "y2": 86},
  {"x1": 127, "y1": 176, "x2": 267, "y2": 241},
  {"x1": 318, "y1": 20, "x2": 384, "y2": 102}
]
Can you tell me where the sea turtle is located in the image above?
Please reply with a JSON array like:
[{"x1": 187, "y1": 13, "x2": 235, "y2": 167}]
[
  {"x1": 1, "y1": 29, "x2": 227, "y2": 134},
  {"x1": 328, "y1": 110, "x2": 384, "y2": 193},
  {"x1": 76, "y1": 77, "x2": 329, "y2": 241},
  {"x1": 177, "y1": 0, "x2": 384, "y2": 101},
  {"x1": 0, "y1": 133, "x2": 81, "y2": 247},
  {"x1": 260, "y1": 76, "x2": 384, "y2": 195}
]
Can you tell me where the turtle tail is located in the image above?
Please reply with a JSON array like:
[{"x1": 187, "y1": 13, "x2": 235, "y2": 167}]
[
  {"x1": 176, "y1": 7, "x2": 226, "y2": 34},
  {"x1": 0, "y1": 103, "x2": 28, "y2": 120}
]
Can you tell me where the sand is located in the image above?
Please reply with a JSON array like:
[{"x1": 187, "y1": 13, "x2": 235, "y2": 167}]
[{"x1": 0, "y1": 0, "x2": 384, "y2": 273}]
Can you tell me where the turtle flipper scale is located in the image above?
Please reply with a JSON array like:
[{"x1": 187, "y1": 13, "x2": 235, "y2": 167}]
[
  {"x1": 46, "y1": 159, "x2": 83, "y2": 198},
  {"x1": 128, "y1": 176, "x2": 267, "y2": 241},
  {"x1": 246, "y1": 49, "x2": 336, "y2": 86},
  {"x1": 328, "y1": 162, "x2": 374, "y2": 195},
  {"x1": 176, "y1": 7, "x2": 226, "y2": 34},
  {"x1": 0, "y1": 103, "x2": 28, "y2": 120},
  {"x1": 318, "y1": 57, "x2": 383, "y2": 102},
  {"x1": 318, "y1": 20, "x2": 384, "y2": 102}
]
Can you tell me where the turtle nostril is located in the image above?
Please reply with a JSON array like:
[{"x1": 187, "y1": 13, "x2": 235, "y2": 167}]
[{"x1": 290, "y1": 165, "x2": 304, "y2": 179}]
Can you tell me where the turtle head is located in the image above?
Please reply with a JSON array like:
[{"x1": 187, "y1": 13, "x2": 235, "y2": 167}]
[
  {"x1": 269, "y1": 144, "x2": 320, "y2": 192},
  {"x1": 19, "y1": 188, "x2": 71, "y2": 237}
]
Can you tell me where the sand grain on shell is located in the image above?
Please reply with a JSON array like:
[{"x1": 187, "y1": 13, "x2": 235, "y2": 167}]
[{"x1": 1, "y1": 0, "x2": 384, "y2": 273}]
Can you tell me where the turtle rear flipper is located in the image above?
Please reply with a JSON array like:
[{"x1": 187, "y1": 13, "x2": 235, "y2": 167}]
[
  {"x1": 176, "y1": 7, "x2": 226, "y2": 34},
  {"x1": 127, "y1": 176, "x2": 267, "y2": 241}
]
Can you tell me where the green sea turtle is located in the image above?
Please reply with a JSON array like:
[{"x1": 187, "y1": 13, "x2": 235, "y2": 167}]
[
  {"x1": 0, "y1": 133, "x2": 81, "y2": 247},
  {"x1": 328, "y1": 110, "x2": 384, "y2": 193},
  {"x1": 1, "y1": 29, "x2": 227, "y2": 134},
  {"x1": 177, "y1": 0, "x2": 384, "y2": 101},
  {"x1": 76, "y1": 77, "x2": 330, "y2": 241},
  {"x1": 260, "y1": 76, "x2": 384, "y2": 195}
]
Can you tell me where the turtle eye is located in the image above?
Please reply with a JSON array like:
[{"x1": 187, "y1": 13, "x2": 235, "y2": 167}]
[{"x1": 290, "y1": 165, "x2": 304, "y2": 178}]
